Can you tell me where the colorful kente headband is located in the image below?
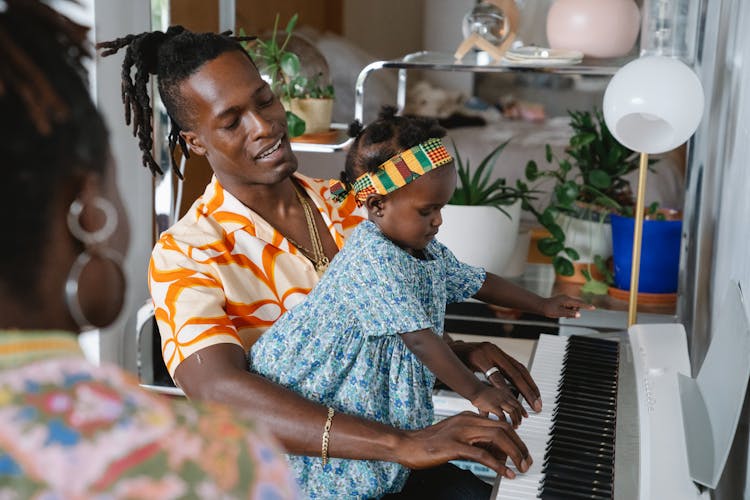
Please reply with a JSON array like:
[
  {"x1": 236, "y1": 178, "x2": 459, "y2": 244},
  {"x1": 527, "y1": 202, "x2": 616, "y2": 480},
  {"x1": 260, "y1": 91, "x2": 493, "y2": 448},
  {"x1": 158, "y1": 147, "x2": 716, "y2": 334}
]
[{"x1": 330, "y1": 137, "x2": 453, "y2": 206}]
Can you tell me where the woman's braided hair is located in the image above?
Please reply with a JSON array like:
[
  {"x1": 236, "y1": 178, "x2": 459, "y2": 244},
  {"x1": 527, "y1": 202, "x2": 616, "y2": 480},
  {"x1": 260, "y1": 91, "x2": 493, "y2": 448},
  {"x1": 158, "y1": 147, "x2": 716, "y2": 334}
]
[
  {"x1": 0, "y1": 0, "x2": 109, "y2": 299},
  {"x1": 97, "y1": 27, "x2": 255, "y2": 178},
  {"x1": 341, "y1": 106, "x2": 447, "y2": 188}
]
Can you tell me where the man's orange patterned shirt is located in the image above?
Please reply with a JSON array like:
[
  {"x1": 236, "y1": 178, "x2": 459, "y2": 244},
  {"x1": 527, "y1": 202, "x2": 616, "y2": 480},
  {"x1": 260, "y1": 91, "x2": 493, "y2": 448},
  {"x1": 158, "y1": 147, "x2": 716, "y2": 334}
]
[{"x1": 149, "y1": 174, "x2": 365, "y2": 376}]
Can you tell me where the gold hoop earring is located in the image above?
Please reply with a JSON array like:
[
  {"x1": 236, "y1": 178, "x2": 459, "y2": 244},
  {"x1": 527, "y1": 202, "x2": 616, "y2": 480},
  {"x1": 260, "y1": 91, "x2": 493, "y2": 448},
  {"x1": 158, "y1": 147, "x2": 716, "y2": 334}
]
[{"x1": 65, "y1": 197, "x2": 125, "y2": 331}]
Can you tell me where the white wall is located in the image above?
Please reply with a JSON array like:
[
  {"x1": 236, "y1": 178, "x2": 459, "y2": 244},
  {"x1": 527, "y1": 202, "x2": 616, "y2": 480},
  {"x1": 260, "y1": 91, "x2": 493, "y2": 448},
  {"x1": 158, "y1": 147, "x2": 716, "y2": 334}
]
[
  {"x1": 342, "y1": 0, "x2": 424, "y2": 60},
  {"x1": 422, "y1": 0, "x2": 475, "y2": 94},
  {"x1": 93, "y1": 0, "x2": 153, "y2": 371}
]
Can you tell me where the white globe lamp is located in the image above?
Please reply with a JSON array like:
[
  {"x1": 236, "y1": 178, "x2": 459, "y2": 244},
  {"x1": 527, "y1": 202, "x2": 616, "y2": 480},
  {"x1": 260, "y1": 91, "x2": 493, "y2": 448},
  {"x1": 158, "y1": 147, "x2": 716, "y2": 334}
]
[{"x1": 602, "y1": 56, "x2": 704, "y2": 325}]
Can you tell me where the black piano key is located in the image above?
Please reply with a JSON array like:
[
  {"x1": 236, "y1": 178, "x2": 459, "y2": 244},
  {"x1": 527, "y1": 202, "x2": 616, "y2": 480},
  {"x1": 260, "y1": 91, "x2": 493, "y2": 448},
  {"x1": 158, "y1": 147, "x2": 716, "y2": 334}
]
[
  {"x1": 552, "y1": 410, "x2": 616, "y2": 430},
  {"x1": 542, "y1": 462, "x2": 614, "y2": 482},
  {"x1": 540, "y1": 480, "x2": 613, "y2": 499},
  {"x1": 550, "y1": 422, "x2": 615, "y2": 440},
  {"x1": 568, "y1": 335, "x2": 619, "y2": 350},
  {"x1": 545, "y1": 445, "x2": 614, "y2": 463},
  {"x1": 556, "y1": 389, "x2": 617, "y2": 405},
  {"x1": 543, "y1": 452, "x2": 615, "y2": 473},
  {"x1": 563, "y1": 347, "x2": 620, "y2": 364},
  {"x1": 558, "y1": 376, "x2": 618, "y2": 391},
  {"x1": 553, "y1": 399, "x2": 617, "y2": 417},
  {"x1": 511, "y1": 335, "x2": 620, "y2": 500},
  {"x1": 564, "y1": 350, "x2": 619, "y2": 364},
  {"x1": 546, "y1": 435, "x2": 615, "y2": 455},
  {"x1": 556, "y1": 391, "x2": 617, "y2": 406},
  {"x1": 553, "y1": 407, "x2": 617, "y2": 426},
  {"x1": 541, "y1": 470, "x2": 614, "y2": 494},
  {"x1": 540, "y1": 484, "x2": 613, "y2": 500}
]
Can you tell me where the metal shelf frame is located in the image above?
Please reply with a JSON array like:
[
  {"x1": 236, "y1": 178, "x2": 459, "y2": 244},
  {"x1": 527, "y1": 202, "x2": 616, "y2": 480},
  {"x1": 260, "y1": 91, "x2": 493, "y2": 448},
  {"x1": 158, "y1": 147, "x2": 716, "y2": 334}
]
[{"x1": 292, "y1": 50, "x2": 630, "y2": 153}]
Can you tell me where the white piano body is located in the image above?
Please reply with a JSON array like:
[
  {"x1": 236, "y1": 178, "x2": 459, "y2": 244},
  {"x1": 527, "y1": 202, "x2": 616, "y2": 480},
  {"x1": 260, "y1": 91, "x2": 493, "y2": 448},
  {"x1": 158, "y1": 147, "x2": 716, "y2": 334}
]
[{"x1": 490, "y1": 282, "x2": 750, "y2": 500}]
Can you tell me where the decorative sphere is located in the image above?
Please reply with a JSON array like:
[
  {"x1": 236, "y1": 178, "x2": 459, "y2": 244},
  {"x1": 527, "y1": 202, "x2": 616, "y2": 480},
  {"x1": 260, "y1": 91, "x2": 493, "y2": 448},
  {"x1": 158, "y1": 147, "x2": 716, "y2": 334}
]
[
  {"x1": 603, "y1": 56, "x2": 704, "y2": 154},
  {"x1": 462, "y1": 2, "x2": 510, "y2": 46},
  {"x1": 546, "y1": 0, "x2": 640, "y2": 58}
]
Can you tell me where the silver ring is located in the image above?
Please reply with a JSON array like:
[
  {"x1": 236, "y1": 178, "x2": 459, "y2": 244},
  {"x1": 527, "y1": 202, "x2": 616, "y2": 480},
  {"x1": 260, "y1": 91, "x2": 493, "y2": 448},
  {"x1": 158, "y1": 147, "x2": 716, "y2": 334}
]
[{"x1": 484, "y1": 366, "x2": 500, "y2": 378}]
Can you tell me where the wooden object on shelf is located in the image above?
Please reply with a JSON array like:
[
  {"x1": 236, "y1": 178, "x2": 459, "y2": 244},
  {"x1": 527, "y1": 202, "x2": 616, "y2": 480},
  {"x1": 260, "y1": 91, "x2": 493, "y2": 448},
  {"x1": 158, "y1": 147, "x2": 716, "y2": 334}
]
[
  {"x1": 290, "y1": 129, "x2": 341, "y2": 145},
  {"x1": 454, "y1": 0, "x2": 520, "y2": 62},
  {"x1": 170, "y1": 0, "x2": 343, "y2": 35}
]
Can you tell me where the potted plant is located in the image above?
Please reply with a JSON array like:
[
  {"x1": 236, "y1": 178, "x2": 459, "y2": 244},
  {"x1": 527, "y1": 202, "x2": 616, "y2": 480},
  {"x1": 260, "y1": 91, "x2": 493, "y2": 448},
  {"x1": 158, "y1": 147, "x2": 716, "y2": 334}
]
[
  {"x1": 241, "y1": 14, "x2": 335, "y2": 137},
  {"x1": 522, "y1": 108, "x2": 649, "y2": 282},
  {"x1": 608, "y1": 205, "x2": 682, "y2": 296},
  {"x1": 438, "y1": 140, "x2": 536, "y2": 277}
]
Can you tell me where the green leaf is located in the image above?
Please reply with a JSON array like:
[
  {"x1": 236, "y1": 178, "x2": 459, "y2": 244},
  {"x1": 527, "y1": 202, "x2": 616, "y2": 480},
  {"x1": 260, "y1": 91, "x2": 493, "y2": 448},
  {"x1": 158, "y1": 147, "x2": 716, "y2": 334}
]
[
  {"x1": 538, "y1": 237, "x2": 563, "y2": 256},
  {"x1": 564, "y1": 247, "x2": 580, "y2": 260},
  {"x1": 547, "y1": 223, "x2": 565, "y2": 242},
  {"x1": 588, "y1": 169, "x2": 612, "y2": 189},
  {"x1": 285, "y1": 13, "x2": 299, "y2": 34},
  {"x1": 553, "y1": 255, "x2": 575, "y2": 276},
  {"x1": 286, "y1": 111, "x2": 306, "y2": 137},
  {"x1": 545, "y1": 144, "x2": 553, "y2": 163},
  {"x1": 581, "y1": 279, "x2": 609, "y2": 295},
  {"x1": 555, "y1": 181, "x2": 579, "y2": 206},
  {"x1": 525, "y1": 160, "x2": 539, "y2": 181},
  {"x1": 279, "y1": 52, "x2": 300, "y2": 77}
]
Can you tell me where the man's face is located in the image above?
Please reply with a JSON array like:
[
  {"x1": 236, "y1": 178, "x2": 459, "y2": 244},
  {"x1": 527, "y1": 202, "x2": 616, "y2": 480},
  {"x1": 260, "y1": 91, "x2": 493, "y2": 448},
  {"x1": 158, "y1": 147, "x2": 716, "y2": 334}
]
[{"x1": 178, "y1": 50, "x2": 298, "y2": 190}]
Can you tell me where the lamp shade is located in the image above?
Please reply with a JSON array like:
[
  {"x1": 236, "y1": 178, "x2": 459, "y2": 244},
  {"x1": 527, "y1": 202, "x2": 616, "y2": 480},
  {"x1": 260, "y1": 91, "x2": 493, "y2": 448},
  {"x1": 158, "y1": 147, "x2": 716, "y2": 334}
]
[{"x1": 603, "y1": 56, "x2": 704, "y2": 154}]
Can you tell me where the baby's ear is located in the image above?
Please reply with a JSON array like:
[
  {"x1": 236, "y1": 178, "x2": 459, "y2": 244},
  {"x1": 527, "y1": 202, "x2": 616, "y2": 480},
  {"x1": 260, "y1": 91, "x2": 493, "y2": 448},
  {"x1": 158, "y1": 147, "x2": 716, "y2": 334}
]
[{"x1": 364, "y1": 194, "x2": 385, "y2": 217}]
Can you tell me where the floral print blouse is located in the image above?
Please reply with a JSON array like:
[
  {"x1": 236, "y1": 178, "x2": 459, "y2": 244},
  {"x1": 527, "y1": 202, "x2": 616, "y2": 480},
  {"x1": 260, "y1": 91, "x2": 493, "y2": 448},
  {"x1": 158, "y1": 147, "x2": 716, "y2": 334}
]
[
  {"x1": 0, "y1": 330, "x2": 300, "y2": 499},
  {"x1": 249, "y1": 221, "x2": 486, "y2": 499}
]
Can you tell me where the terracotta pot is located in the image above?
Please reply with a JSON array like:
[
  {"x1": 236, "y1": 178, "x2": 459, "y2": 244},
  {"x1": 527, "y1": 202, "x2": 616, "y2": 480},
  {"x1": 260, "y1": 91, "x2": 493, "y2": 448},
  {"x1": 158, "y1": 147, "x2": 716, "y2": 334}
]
[
  {"x1": 546, "y1": 0, "x2": 641, "y2": 58},
  {"x1": 284, "y1": 98, "x2": 333, "y2": 135}
]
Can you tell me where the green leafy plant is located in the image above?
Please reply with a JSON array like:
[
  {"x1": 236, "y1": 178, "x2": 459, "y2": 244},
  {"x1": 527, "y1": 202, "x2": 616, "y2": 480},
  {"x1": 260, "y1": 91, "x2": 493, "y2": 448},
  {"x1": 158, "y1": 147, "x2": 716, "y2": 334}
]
[
  {"x1": 240, "y1": 14, "x2": 335, "y2": 137},
  {"x1": 522, "y1": 108, "x2": 652, "y2": 277},
  {"x1": 450, "y1": 140, "x2": 537, "y2": 218}
]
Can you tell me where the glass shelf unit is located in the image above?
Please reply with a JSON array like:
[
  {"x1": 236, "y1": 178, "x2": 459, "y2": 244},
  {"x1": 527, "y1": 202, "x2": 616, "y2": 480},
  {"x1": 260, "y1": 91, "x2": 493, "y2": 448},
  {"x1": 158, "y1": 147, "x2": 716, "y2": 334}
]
[{"x1": 291, "y1": 50, "x2": 632, "y2": 153}]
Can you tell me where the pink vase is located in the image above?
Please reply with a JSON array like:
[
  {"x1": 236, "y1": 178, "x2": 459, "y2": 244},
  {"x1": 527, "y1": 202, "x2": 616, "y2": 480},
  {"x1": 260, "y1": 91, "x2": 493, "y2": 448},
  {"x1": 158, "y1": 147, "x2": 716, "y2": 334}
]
[{"x1": 546, "y1": 0, "x2": 641, "y2": 58}]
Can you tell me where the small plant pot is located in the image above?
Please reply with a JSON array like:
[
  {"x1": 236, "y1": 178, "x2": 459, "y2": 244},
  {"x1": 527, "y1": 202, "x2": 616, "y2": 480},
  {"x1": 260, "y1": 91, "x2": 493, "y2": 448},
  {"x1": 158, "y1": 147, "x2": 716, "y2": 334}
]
[
  {"x1": 555, "y1": 261, "x2": 608, "y2": 285},
  {"x1": 610, "y1": 213, "x2": 682, "y2": 293},
  {"x1": 285, "y1": 98, "x2": 333, "y2": 135},
  {"x1": 437, "y1": 201, "x2": 521, "y2": 276},
  {"x1": 607, "y1": 285, "x2": 677, "y2": 307}
]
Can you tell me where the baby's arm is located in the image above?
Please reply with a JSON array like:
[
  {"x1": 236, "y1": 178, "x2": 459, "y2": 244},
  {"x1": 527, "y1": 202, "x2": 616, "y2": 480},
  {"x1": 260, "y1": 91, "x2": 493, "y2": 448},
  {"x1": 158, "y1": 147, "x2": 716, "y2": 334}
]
[
  {"x1": 474, "y1": 272, "x2": 593, "y2": 319},
  {"x1": 401, "y1": 329, "x2": 527, "y2": 426}
]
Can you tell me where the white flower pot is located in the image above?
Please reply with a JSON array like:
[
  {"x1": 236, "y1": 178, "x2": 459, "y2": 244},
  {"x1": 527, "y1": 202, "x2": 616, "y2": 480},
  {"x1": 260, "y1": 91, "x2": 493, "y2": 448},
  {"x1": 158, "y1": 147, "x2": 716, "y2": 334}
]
[
  {"x1": 437, "y1": 201, "x2": 521, "y2": 277},
  {"x1": 284, "y1": 98, "x2": 333, "y2": 135},
  {"x1": 556, "y1": 212, "x2": 612, "y2": 262}
]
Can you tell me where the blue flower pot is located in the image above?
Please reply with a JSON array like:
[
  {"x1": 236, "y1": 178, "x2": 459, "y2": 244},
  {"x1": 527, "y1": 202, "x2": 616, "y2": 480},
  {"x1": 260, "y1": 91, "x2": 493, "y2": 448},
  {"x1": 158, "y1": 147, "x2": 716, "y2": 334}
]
[{"x1": 610, "y1": 214, "x2": 682, "y2": 294}]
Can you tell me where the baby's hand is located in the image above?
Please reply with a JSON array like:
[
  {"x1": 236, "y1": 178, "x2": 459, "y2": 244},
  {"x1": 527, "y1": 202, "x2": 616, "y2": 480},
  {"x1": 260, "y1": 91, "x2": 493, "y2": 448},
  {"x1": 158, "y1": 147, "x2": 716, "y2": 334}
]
[
  {"x1": 470, "y1": 385, "x2": 527, "y2": 427},
  {"x1": 540, "y1": 294, "x2": 595, "y2": 319}
]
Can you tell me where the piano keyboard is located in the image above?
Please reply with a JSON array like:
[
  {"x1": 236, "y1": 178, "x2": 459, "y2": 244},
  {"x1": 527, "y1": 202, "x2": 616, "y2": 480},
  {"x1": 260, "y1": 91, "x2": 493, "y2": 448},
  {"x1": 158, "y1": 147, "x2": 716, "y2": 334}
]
[{"x1": 494, "y1": 334, "x2": 620, "y2": 500}]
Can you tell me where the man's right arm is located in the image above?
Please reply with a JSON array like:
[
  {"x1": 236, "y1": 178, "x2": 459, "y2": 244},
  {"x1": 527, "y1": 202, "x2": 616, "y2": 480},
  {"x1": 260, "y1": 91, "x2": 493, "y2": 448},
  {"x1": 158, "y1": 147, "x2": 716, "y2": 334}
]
[
  {"x1": 174, "y1": 343, "x2": 531, "y2": 478},
  {"x1": 174, "y1": 343, "x2": 404, "y2": 460}
]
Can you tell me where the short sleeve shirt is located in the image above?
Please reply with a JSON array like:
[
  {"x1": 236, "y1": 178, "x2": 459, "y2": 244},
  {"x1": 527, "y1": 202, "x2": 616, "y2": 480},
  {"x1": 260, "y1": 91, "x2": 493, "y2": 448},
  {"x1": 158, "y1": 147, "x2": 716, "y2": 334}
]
[
  {"x1": 249, "y1": 221, "x2": 486, "y2": 498},
  {"x1": 0, "y1": 330, "x2": 300, "y2": 499},
  {"x1": 149, "y1": 174, "x2": 366, "y2": 376}
]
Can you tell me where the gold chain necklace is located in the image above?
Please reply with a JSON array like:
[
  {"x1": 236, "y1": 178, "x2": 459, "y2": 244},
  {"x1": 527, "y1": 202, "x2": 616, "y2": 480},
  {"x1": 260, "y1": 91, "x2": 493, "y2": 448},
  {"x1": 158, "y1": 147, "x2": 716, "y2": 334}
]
[{"x1": 286, "y1": 183, "x2": 330, "y2": 276}]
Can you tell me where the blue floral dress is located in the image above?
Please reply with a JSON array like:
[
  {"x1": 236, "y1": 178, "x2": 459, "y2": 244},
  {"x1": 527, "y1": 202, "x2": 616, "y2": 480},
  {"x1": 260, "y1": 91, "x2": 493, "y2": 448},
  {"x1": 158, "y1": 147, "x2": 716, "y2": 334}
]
[{"x1": 249, "y1": 220, "x2": 486, "y2": 499}]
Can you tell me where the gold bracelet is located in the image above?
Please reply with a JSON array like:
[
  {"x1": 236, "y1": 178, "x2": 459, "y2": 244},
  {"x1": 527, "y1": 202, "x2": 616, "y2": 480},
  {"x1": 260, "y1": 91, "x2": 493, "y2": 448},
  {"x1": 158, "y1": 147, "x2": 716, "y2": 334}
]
[{"x1": 321, "y1": 407, "x2": 335, "y2": 467}]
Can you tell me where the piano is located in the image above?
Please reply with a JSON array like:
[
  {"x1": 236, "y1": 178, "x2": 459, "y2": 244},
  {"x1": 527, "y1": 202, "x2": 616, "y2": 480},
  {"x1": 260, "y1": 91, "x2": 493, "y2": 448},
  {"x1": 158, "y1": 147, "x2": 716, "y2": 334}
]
[{"x1": 490, "y1": 282, "x2": 750, "y2": 500}]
